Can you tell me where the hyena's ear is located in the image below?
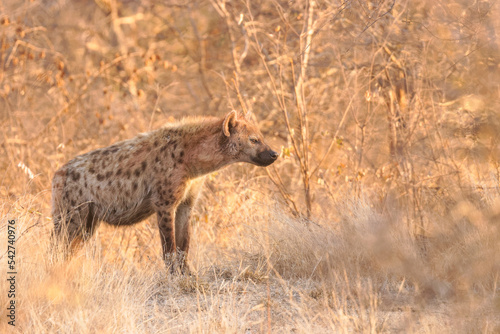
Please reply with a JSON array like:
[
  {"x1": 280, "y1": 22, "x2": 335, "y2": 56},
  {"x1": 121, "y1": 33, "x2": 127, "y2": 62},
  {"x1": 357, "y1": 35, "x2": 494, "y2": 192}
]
[{"x1": 223, "y1": 110, "x2": 238, "y2": 137}]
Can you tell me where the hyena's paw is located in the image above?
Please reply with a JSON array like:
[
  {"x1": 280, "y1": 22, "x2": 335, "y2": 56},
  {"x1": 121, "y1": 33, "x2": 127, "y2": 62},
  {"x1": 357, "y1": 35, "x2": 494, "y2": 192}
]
[{"x1": 164, "y1": 251, "x2": 190, "y2": 275}]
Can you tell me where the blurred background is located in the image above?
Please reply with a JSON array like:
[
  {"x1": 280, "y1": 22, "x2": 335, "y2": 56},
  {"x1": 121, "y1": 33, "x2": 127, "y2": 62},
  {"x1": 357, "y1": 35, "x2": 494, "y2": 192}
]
[{"x1": 1, "y1": 0, "x2": 500, "y2": 332}]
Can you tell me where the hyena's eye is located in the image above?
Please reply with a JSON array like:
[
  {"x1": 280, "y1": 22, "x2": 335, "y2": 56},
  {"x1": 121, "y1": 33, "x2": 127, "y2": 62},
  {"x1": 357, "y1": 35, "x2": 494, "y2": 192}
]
[{"x1": 249, "y1": 137, "x2": 259, "y2": 144}]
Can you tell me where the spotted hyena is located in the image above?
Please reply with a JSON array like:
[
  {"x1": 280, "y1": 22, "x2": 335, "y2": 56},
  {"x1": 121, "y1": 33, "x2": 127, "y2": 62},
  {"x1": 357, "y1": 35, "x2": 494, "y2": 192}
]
[{"x1": 51, "y1": 110, "x2": 278, "y2": 271}]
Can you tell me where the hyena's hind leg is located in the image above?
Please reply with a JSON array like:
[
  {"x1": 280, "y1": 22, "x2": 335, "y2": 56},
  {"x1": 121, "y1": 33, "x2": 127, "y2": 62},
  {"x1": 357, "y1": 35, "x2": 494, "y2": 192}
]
[
  {"x1": 50, "y1": 206, "x2": 78, "y2": 261},
  {"x1": 175, "y1": 178, "x2": 204, "y2": 272},
  {"x1": 51, "y1": 202, "x2": 100, "y2": 259}
]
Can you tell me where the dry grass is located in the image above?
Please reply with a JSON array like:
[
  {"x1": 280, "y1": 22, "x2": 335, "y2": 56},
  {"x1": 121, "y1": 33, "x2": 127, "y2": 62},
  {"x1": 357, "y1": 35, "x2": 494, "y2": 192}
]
[
  {"x1": 1, "y1": 0, "x2": 500, "y2": 332},
  {"x1": 1, "y1": 192, "x2": 499, "y2": 333}
]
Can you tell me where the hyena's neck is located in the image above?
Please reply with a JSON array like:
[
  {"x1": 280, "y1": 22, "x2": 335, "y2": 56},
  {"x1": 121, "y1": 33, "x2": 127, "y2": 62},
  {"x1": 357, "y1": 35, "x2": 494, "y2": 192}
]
[{"x1": 180, "y1": 119, "x2": 235, "y2": 178}]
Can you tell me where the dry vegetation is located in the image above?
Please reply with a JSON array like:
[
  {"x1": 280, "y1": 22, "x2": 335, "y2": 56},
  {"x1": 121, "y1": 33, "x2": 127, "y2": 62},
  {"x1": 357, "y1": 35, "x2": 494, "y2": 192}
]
[{"x1": 1, "y1": 0, "x2": 500, "y2": 332}]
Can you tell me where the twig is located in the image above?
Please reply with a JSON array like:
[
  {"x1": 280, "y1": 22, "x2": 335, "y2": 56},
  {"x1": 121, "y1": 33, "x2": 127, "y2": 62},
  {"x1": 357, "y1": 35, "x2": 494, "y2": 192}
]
[{"x1": 29, "y1": 52, "x2": 142, "y2": 142}]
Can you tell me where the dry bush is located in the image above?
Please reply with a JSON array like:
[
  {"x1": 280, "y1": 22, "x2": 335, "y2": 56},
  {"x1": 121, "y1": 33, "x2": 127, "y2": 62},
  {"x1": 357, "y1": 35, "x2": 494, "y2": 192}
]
[{"x1": 1, "y1": 0, "x2": 500, "y2": 332}]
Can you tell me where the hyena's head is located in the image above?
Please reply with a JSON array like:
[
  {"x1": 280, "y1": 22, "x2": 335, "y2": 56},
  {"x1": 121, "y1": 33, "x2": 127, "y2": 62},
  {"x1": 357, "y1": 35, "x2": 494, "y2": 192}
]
[{"x1": 222, "y1": 110, "x2": 278, "y2": 167}]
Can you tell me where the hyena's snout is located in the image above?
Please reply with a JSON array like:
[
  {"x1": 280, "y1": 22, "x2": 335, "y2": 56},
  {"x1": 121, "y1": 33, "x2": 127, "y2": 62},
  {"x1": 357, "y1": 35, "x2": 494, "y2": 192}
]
[{"x1": 253, "y1": 147, "x2": 279, "y2": 166}]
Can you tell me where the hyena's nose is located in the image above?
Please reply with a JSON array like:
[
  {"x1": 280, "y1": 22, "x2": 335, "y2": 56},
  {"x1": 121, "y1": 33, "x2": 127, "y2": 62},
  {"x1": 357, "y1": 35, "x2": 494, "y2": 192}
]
[{"x1": 255, "y1": 149, "x2": 279, "y2": 166}]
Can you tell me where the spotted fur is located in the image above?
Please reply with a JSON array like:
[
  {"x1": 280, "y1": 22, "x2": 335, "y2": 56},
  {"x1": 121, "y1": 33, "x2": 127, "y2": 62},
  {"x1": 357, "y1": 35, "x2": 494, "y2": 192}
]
[{"x1": 51, "y1": 111, "x2": 278, "y2": 271}]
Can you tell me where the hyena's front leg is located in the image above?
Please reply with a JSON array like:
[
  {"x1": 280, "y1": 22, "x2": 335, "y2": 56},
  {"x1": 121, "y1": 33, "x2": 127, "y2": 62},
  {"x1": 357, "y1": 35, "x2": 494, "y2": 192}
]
[
  {"x1": 156, "y1": 208, "x2": 177, "y2": 265},
  {"x1": 175, "y1": 202, "x2": 192, "y2": 255},
  {"x1": 174, "y1": 202, "x2": 193, "y2": 272},
  {"x1": 175, "y1": 179, "x2": 204, "y2": 272},
  {"x1": 154, "y1": 181, "x2": 188, "y2": 273}
]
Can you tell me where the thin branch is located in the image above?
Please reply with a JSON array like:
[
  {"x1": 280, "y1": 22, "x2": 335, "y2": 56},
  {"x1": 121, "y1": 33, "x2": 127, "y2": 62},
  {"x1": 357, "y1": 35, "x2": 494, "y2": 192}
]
[{"x1": 29, "y1": 52, "x2": 142, "y2": 142}]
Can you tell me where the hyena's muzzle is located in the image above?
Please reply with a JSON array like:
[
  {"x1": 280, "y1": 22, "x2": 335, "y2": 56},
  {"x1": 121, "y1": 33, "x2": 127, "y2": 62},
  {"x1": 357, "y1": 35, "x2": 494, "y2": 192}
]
[{"x1": 252, "y1": 146, "x2": 279, "y2": 166}]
